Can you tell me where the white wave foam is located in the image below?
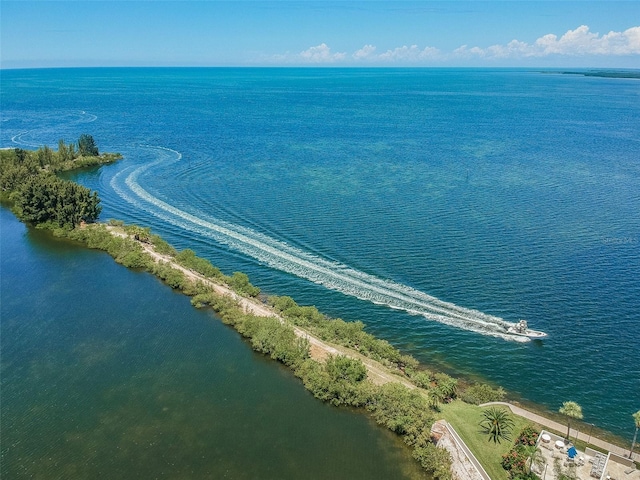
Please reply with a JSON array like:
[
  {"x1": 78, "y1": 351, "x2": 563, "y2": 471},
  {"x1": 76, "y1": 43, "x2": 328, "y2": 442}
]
[
  {"x1": 113, "y1": 145, "x2": 528, "y2": 342},
  {"x1": 79, "y1": 111, "x2": 98, "y2": 123},
  {"x1": 11, "y1": 131, "x2": 41, "y2": 148}
]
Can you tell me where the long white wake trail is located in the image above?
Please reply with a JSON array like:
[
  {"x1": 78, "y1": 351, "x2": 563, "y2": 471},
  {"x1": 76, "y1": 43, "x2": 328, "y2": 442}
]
[{"x1": 112, "y1": 146, "x2": 526, "y2": 342}]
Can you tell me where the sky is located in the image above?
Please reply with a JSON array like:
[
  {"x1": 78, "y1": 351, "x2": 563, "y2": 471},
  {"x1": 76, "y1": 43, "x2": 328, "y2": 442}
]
[{"x1": 1, "y1": 1, "x2": 639, "y2": 69}]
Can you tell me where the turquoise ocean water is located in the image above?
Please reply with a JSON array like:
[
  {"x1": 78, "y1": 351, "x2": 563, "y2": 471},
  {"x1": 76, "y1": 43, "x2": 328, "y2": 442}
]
[{"x1": 2, "y1": 68, "x2": 639, "y2": 443}]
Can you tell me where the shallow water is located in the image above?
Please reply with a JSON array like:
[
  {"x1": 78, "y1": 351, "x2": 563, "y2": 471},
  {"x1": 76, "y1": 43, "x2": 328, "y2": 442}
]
[{"x1": 1, "y1": 68, "x2": 639, "y2": 441}]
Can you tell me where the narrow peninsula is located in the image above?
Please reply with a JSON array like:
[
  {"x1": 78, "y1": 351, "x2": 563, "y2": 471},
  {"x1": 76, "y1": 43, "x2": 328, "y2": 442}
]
[{"x1": 2, "y1": 139, "x2": 637, "y2": 480}]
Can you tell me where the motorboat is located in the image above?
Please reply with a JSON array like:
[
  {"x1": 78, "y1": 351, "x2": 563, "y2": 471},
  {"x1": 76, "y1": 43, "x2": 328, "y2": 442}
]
[{"x1": 506, "y1": 320, "x2": 547, "y2": 339}]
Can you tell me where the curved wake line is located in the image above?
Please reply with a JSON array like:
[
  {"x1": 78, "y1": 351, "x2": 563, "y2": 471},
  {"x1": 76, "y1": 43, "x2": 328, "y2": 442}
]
[
  {"x1": 11, "y1": 131, "x2": 41, "y2": 148},
  {"x1": 79, "y1": 111, "x2": 98, "y2": 123},
  {"x1": 112, "y1": 145, "x2": 527, "y2": 342},
  {"x1": 9, "y1": 111, "x2": 97, "y2": 149}
]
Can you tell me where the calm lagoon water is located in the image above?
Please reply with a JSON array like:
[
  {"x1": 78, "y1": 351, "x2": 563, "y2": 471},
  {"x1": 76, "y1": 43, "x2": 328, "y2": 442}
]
[
  {"x1": 0, "y1": 208, "x2": 426, "y2": 479},
  {"x1": 1, "y1": 68, "x2": 639, "y2": 443}
]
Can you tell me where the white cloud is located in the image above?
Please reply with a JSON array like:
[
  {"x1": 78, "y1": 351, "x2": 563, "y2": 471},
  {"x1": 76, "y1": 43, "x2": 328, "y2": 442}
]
[
  {"x1": 274, "y1": 42, "x2": 439, "y2": 64},
  {"x1": 455, "y1": 25, "x2": 640, "y2": 60},
  {"x1": 268, "y1": 26, "x2": 639, "y2": 66},
  {"x1": 298, "y1": 43, "x2": 346, "y2": 63},
  {"x1": 378, "y1": 45, "x2": 440, "y2": 62},
  {"x1": 353, "y1": 44, "x2": 376, "y2": 60}
]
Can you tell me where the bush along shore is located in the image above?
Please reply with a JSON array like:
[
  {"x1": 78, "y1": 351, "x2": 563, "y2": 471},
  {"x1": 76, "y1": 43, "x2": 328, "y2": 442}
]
[{"x1": 1, "y1": 139, "x2": 513, "y2": 479}]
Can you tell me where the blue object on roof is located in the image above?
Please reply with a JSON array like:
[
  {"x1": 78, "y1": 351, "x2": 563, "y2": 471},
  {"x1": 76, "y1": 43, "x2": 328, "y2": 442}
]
[{"x1": 567, "y1": 446, "x2": 577, "y2": 459}]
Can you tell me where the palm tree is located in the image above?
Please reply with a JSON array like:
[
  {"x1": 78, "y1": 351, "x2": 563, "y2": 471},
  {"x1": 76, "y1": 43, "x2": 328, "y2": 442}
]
[
  {"x1": 523, "y1": 444, "x2": 545, "y2": 474},
  {"x1": 480, "y1": 407, "x2": 515, "y2": 444},
  {"x1": 559, "y1": 401, "x2": 583, "y2": 441},
  {"x1": 630, "y1": 410, "x2": 640, "y2": 459},
  {"x1": 434, "y1": 373, "x2": 458, "y2": 401},
  {"x1": 427, "y1": 387, "x2": 444, "y2": 411}
]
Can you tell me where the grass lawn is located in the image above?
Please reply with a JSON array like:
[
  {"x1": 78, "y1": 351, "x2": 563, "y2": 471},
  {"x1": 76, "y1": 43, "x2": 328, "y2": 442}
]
[{"x1": 439, "y1": 401, "x2": 537, "y2": 480}]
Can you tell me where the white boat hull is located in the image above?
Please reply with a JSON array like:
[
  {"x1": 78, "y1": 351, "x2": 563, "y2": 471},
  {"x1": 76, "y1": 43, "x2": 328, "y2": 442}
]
[
  {"x1": 506, "y1": 327, "x2": 548, "y2": 339},
  {"x1": 506, "y1": 320, "x2": 547, "y2": 339}
]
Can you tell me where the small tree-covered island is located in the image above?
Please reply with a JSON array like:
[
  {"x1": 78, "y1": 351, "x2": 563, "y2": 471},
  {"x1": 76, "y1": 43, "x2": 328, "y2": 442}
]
[
  {"x1": 1, "y1": 138, "x2": 637, "y2": 480},
  {"x1": 0, "y1": 135, "x2": 120, "y2": 227}
]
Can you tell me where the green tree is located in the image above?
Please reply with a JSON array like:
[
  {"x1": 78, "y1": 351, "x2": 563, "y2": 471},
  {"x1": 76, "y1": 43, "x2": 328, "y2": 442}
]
[
  {"x1": 298, "y1": 355, "x2": 371, "y2": 407},
  {"x1": 558, "y1": 401, "x2": 583, "y2": 441},
  {"x1": 15, "y1": 174, "x2": 101, "y2": 227},
  {"x1": 36, "y1": 145, "x2": 54, "y2": 167},
  {"x1": 269, "y1": 295, "x2": 298, "y2": 313},
  {"x1": 78, "y1": 134, "x2": 99, "y2": 156},
  {"x1": 411, "y1": 371, "x2": 433, "y2": 389},
  {"x1": 413, "y1": 443, "x2": 453, "y2": 480},
  {"x1": 480, "y1": 407, "x2": 515, "y2": 444},
  {"x1": 58, "y1": 139, "x2": 71, "y2": 162},
  {"x1": 434, "y1": 373, "x2": 458, "y2": 402},
  {"x1": 228, "y1": 271, "x2": 260, "y2": 297},
  {"x1": 523, "y1": 444, "x2": 545, "y2": 474},
  {"x1": 427, "y1": 388, "x2": 443, "y2": 411},
  {"x1": 325, "y1": 355, "x2": 367, "y2": 383},
  {"x1": 630, "y1": 410, "x2": 640, "y2": 459},
  {"x1": 125, "y1": 225, "x2": 151, "y2": 243},
  {"x1": 460, "y1": 383, "x2": 506, "y2": 405}
]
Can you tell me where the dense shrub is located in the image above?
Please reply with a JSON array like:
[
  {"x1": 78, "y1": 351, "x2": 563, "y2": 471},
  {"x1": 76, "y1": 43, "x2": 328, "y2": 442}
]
[
  {"x1": 501, "y1": 426, "x2": 542, "y2": 479},
  {"x1": 410, "y1": 370, "x2": 433, "y2": 389},
  {"x1": 191, "y1": 291, "x2": 221, "y2": 309},
  {"x1": 278, "y1": 304, "x2": 326, "y2": 327},
  {"x1": 149, "y1": 234, "x2": 177, "y2": 256},
  {"x1": 433, "y1": 373, "x2": 458, "y2": 402},
  {"x1": 460, "y1": 382, "x2": 506, "y2": 405},
  {"x1": 236, "y1": 315, "x2": 310, "y2": 368},
  {"x1": 228, "y1": 271, "x2": 260, "y2": 297},
  {"x1": 269, "y1": 294, "x2": 418, "y2": 373},
  {"x1": 268, "y1": 295, "x2": 298, "y2": 313},
  {"x1": 413, "y1": 443, "x2": 453, "y2": 480},
  {"x1": 65, "y1": 224, "x2": 153, "y2": 269},
  {"x1": 515, "y1": 425, "x2": 539, "y2": 447},
  {"x1": 367, "y1": 382, "x2": 434, "y2": 446},
  {"x1": 176, "y1": 248, "x2": 222, "y2": 279},
  {"x1": 501, "y1": 447, "x2": 529, "y2": 475},
  {"x1": 297, "y1": 355, "x2": 373, "y2": 407},
  {"x1": 150, "y1": 262, "x2": 186, "y2": 289}
]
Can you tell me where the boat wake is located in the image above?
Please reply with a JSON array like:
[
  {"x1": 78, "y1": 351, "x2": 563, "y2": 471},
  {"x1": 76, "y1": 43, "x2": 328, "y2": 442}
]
[
  {"x1": 7, "y1": 111, "x2": 97, "y2": 149},
  {"x1": 111, "y1": 145, "x2": 528, "y2": 342}
]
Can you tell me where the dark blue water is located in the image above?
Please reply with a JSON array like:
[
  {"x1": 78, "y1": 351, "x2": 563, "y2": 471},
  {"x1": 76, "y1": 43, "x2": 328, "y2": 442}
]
[
  {"x1": 0, "y1": 208, "x2": 426, "y2": 479},
  {"x1": 2, "y1": 67, "x2": 639, "y2": 441}
]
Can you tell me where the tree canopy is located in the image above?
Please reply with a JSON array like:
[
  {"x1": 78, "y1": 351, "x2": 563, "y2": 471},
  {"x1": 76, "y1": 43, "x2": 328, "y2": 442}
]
[
  {"x1": 78, "y1": 134, "x2": 99, "y2": 156},
  {"x1": 480, "y1": 407, "x2": 515, "y2": 444},
  {"x1": 559, "y1": 401, "x2": 583, "y2": 440},
  {"x1": 15, "y1": 173, "x2": 100, "y2": 227}
]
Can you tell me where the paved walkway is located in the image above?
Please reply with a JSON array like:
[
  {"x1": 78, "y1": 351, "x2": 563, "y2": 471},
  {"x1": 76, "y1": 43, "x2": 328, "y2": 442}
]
[
  {"x1": 481, "y1": 402, "x2": 639, "y2": 462},
  {"x1": 443, "y1": 421, "x2": 491, "y2": 480}
]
